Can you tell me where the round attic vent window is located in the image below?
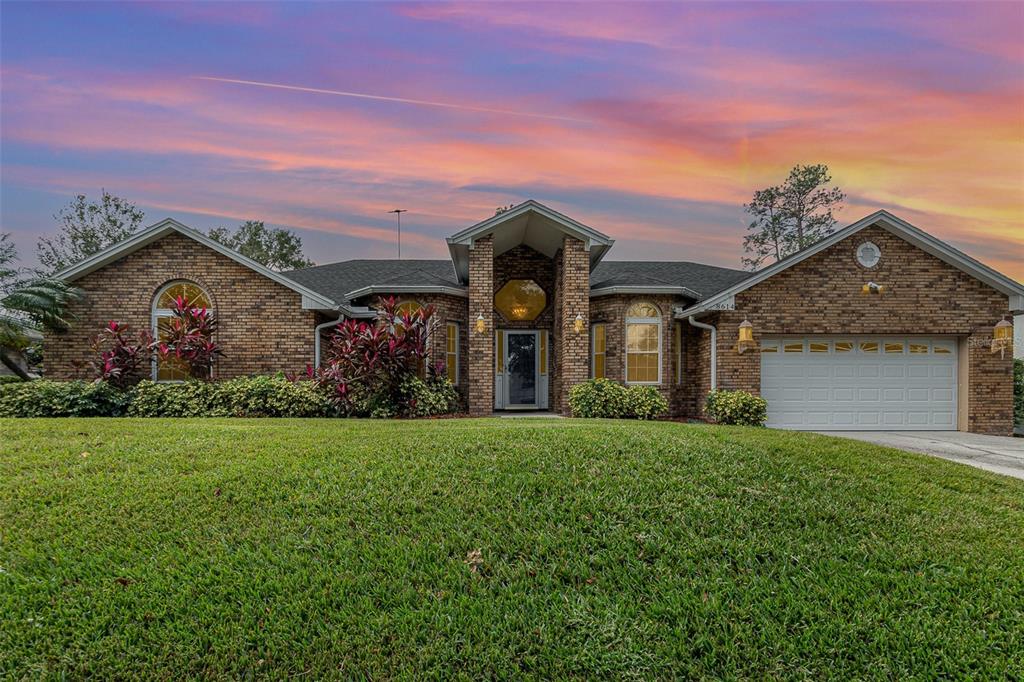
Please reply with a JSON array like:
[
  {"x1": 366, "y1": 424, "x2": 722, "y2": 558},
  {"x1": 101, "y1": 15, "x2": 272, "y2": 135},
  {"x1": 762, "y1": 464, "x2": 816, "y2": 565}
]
[{"x1": 856, "y1": 241, "x2": 881, "y2": 268}]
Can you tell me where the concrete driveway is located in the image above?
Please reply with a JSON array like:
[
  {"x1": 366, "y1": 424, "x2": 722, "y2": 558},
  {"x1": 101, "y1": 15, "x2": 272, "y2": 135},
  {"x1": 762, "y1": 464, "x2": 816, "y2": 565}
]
[{"x1": 814, "y1": 431, "x2": 1024, "y2": 480}]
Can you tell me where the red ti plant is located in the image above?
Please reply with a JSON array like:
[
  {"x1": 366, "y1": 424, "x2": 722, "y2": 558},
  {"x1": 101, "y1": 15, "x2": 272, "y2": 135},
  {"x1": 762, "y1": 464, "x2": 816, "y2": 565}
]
[
  {"x1": 153, "y1": 295, "x2": 223, "y2": 379},
  {"x1": 315, "y1": 296, "x2": 434, "y2": 414},
  {"x1": 89, "y1": 321, "x2": 153, "y2": 389}
]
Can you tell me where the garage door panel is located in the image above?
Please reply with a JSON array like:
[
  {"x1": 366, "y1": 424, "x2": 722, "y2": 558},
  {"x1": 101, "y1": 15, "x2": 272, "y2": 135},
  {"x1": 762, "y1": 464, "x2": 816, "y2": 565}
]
[{"x1": 762, "y1": 336, "x2": 957, "y2": 431}]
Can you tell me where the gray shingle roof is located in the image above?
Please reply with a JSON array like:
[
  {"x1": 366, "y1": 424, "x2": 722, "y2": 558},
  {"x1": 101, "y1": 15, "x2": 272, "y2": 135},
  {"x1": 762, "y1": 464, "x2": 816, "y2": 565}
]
[
  {"x1": 590, "y1": 261, "x2": 751, "y2": 298},
  {"x1": 285, "y1": 259, "x2": 749, "y2": 303}
]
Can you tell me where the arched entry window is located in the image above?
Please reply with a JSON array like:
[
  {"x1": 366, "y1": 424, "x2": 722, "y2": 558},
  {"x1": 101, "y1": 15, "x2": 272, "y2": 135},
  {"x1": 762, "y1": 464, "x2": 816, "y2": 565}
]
[
  {"x1": 625, "y1": 301, "x2": 661, "y2": 384},
  {"x1": 152, "y1": 280, "x2": 212, "y2": 381}
]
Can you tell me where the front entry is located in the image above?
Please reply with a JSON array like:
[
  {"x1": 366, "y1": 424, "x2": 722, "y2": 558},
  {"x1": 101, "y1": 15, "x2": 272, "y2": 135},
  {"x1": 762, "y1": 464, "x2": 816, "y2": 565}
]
[{"x1": 494, "y1": 330, "x2": 549, "y2": 410}]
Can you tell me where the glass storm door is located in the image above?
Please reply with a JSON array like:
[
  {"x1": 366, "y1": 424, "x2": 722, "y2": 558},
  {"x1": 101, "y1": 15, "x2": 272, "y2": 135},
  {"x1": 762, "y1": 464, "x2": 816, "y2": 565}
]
[{"x1": 505, "y1": 332, "x2": 538, "y2": 407}]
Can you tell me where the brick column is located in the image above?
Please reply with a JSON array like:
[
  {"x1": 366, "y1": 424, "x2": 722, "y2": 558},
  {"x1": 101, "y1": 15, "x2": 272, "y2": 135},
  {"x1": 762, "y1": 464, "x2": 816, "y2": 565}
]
[
  {"x1": 467, "y1": 235, "x2": 494, "y2": 416},
  {"x1": 555, "y1": 236, "x2": 590, "y2": 414}
]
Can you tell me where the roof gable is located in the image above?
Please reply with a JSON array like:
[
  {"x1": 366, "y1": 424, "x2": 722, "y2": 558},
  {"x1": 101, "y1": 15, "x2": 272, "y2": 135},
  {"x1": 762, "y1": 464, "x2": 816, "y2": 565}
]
[
  {"x1": 446, "y1": 200, "x2": 615, "y2": 282},
  {"x1": 53, "y1": 218, "x2": 337, "y2": 310},
  {"x1": 679, "y1": 210, "x2": 1024, "y2": 316}
]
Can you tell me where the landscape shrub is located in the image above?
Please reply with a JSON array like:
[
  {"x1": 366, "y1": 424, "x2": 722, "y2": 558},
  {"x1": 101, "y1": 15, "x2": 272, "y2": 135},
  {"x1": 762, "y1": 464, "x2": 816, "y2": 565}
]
[
  {"x1": 126, "y1": 376, "x2": 334, "y2": 418},
  {"x1": 569, "y1": 379, "x2": 668, "y2": 419},
  {"x1": 221, "y1": 375, "x2": 334, "y2": 417},
  {"x1": 126, "y1": 380, "x2": 227, "y2": 417},
  {"x1": 0, "y1": 379, "x2": 129, "y2": 417},
  {"x1": 0, "y1": 375, "x2": 24, "y2": 385},
  {"x1": 1014, "y1": 358, "x2": 1023, "y2": 426},
  {"x1": 704, "y1": 389, "x2": 768, "y2": 426},
  {"x1": 624, "y1": 385, "x2": 669, "y2": 420},
  {"x1": 569, "y1": 378, "x2": 628, "y2": 418}
]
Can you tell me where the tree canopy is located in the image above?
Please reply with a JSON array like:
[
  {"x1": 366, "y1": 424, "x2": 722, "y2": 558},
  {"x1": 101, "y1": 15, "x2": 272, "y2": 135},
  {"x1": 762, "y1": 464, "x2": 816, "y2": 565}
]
[
  {"x1": 207, "y1": 221, "x2": 314, "y2": 271},
  {"x1": 742, "y1": 164, "x2": 844, "y2": 270},
  {"x1": 37, "y1": 191, "x2": 145, "y2": 273}
]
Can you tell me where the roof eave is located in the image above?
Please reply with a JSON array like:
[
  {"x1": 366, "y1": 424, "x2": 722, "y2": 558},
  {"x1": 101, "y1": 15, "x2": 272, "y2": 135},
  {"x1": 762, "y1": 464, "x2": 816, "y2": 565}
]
[
  {"x1": 344, "y1": 284, "x2": 469, "y2": 300},
  {"x1": 590, "y1": 284, "x2": 701, "y2": 299},
  {"x1": 675, "y1": 209, "x2": 1024, "y2": 317},
  {"x1": 53, "y1": 218, "x2": 338, "y2": 310}
]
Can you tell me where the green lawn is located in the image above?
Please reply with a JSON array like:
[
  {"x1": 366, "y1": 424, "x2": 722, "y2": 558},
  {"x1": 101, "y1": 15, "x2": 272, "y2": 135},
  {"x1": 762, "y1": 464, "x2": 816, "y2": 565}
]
[{"x1": 1, "y1": 419, "x2": 1022, "y2": 678}]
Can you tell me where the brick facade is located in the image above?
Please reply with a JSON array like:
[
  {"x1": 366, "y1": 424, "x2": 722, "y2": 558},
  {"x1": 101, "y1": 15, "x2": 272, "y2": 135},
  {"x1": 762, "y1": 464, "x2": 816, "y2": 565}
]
[
  {"x1": 689, "y1": 224, "x2": 1014, "y2": 434},
  {"x1": 553, "y1": 236, "x2": 590, "y2": 414},
  {"x1": 46, "y1": 217, "x2": 1016, "y2": 432},
  {"x1": 467, "y1": 236, "x2": 495, "y2": 415},
  {"x1": 588, "y1": 294, "x2": 688, "y2": 412},
  {"x1": 47, "y1": 232, "x2": 317, "y2": 380}
]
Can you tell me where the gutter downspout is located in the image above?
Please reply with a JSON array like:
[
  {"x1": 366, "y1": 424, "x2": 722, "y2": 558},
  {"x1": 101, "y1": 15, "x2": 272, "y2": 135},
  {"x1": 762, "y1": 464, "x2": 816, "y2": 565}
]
[
  {"x1": 688, "y1": 316, "x2": 717, "y2": 391},
  {"x1": 314, "y1": 315, "x2": 345, "y2": 369}
]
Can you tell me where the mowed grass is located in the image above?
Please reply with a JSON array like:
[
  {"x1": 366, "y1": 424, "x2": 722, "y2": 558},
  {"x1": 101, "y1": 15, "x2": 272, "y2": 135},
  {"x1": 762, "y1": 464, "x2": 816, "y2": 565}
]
[{"x1": 1, "y1": 419, "x2": 1022, "y2": 679}]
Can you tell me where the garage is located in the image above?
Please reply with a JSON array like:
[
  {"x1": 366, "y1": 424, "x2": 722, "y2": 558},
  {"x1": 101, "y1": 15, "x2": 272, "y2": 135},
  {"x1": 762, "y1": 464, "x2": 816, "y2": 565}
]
[{"x1": 760, "y1": 336, "x2": 958, "y2": 430}]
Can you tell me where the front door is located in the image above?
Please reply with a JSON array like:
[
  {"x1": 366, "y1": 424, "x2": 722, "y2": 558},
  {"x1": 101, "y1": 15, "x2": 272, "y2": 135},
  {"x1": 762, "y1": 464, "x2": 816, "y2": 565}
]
[
  {"x1": 506, "y1": 331, "x2": 538, "y2": 407},
  {"x1": 494, "y1": 330, "x2": 548, "y2": 410}
]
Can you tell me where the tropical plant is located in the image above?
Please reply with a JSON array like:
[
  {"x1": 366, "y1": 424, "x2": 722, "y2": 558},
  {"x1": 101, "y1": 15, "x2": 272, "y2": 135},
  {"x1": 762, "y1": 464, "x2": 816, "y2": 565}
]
[
  {"x1": 314, "y1": 296, "x2": 437, "y2": 416},
  {"x1": 153, "y1": 296, "x2": 222, "y2": 379},
  {"x1": 37, "y1": 190, "x2": 145, "y2": 272},
  {"x1": 88, "y1": 321, "x2": 153, "y2": 389},
  {"x1": 1, "y1": 233, "x2": 80, "y2": 379}
]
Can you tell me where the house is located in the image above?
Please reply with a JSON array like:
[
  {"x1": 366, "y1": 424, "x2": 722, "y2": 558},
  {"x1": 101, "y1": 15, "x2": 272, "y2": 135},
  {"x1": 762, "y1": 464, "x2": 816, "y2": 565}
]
[{"x1": 48, "y1": 200, "x2": 1023, "y2": 434}]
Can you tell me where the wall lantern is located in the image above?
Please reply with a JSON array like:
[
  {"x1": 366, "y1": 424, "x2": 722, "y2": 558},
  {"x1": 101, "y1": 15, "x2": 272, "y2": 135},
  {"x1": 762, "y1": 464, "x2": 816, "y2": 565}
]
[
  {"x1": 991, "y1": 317, "x2": 1012, "y2": 358},
  {"x1": 737, "y1": 318, "x2": 756, "y2": 354},
  {"x1": 475, "y1": 313, "x2": 486, "y2": 335},
  {"x1": 574, "y1": 313, "x2": 585, "y2": 334},
  {"x1": 861, "y1": 281, "x2": 885, "y2": 295}
]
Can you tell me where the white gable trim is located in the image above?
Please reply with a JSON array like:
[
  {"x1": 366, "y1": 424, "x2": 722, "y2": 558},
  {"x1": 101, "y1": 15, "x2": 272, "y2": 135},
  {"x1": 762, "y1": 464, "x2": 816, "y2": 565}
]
[
  {"x1": 678, "y1": 210, "x2": 1024, "y2": 317},
  {"x1": 446, "y1": 199, "x2": 615, "y2": 283},
  {"x1": 53, "y1": 218, "x2": 337, "y2": 310},
  {"x1": 446, "y1": 199, "x2": 614, "y2": 249}
]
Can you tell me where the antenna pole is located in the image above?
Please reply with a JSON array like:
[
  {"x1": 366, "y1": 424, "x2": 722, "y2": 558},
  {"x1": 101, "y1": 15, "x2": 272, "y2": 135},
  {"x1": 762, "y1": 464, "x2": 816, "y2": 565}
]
[{"x1": 388, "y1": 209, "x2": 407, "y2": 258}]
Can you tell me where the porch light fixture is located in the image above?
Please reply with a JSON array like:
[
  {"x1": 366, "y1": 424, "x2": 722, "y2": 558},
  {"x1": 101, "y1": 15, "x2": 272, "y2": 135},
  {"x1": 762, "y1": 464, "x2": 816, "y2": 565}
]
[
  {"x1": 991, "y1": 317, "x2": 1012, "y2": 358},
  {"x1": 475, "y1": 313, "x2": 486, "y2": 334},
  {"x1": 574, "y1": 313, "x2": 585, "y2": 334},
  {"x1": 737, "y1": 318, "x2": 756, "y2": 354},
  {"x1": 861, "y1": 281, "x2": 885, "y2": 295}
]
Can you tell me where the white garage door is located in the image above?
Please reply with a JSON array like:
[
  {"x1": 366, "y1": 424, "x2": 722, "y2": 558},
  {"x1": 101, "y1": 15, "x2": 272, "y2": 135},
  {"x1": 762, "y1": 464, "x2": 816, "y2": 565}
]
[{"x1": 760, "y1": 337, "x2": 958, "y2": 431}]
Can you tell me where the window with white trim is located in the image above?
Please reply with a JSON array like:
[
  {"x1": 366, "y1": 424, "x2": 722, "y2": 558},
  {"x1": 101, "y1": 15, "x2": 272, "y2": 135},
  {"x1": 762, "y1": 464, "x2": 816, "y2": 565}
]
[
  {"x1": 445, "y1": 322, "x2": 459, "y2": 384},
  {"x1": 591, "y1": 323, "x2": 606, "y2": 378},
  {"x1": 152, "y1": 280, "x2": 212, "y2": 381},
  {"x1": 625, "y1": 302, "x2": 660, "y2": 383}
]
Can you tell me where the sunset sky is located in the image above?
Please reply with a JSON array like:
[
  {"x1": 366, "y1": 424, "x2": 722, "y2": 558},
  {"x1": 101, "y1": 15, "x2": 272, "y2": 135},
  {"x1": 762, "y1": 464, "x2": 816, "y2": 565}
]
[{"x1": 1, "y1": 1, "x2": 1022, "y2": 280}]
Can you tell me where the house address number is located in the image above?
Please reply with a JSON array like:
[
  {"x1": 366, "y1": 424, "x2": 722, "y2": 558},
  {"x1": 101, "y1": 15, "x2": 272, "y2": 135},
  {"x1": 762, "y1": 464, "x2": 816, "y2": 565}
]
[{"x1": 706, "y1": 298, "x2": 736, "y2": 311}]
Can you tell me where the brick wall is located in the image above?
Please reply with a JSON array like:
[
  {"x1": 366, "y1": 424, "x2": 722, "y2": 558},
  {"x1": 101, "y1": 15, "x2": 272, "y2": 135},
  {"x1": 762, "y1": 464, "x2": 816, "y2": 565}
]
[
  {"x1": 588, "y1": 293, "x2": 690, "y2": 416},
  {"x1": 553, "y1": 236, "x2": 590, "y2": 414},
  {"x1": 47, "y1": 232, "x2": 317, "y2": 379},
  {"x1": 696, "y1": 223, "x2": 1014, "y2": 434},
  {"x1": 467, "y1": 236, "x2": 494, "y2": 415}
]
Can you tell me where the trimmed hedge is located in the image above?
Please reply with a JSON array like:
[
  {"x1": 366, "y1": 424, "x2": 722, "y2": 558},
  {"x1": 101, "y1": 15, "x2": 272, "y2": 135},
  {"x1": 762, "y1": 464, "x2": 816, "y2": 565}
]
[
  {"x1": 704, "y1": 390, "x2": 768, "y2": 426},
  {"x1": 0, "y1": 380, "x2": 131, "y2": 417},
  {"x1": 0, "y1": 375, "x2": 461, "y2": 419},
  {"x1": 569, "y1": 379, "x2": 668, "y2": 420}
]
